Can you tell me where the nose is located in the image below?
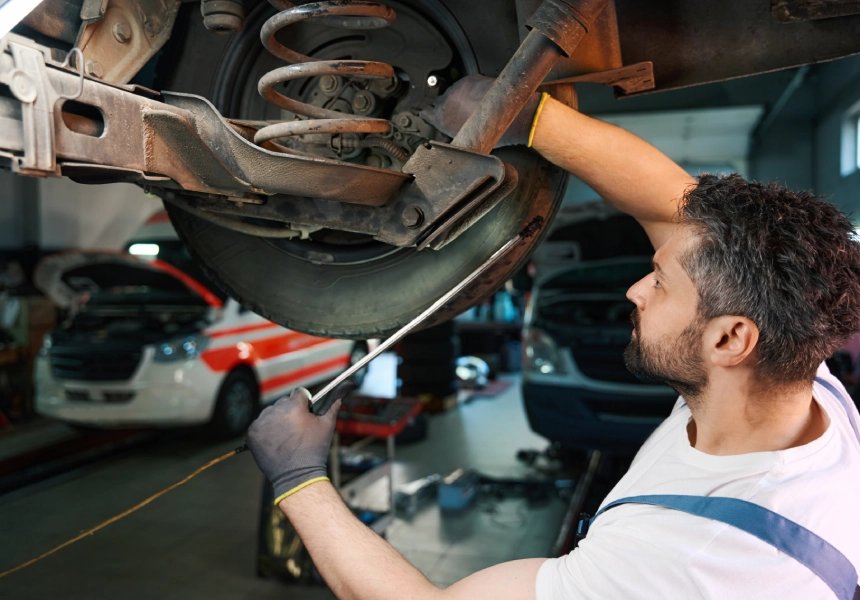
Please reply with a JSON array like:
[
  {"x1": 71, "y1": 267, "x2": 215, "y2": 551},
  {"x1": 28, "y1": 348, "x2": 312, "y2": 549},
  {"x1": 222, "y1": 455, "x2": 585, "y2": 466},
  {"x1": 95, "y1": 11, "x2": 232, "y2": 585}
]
[{"x1": 626, "y1": 274, "x2": 649, "y2": 310}]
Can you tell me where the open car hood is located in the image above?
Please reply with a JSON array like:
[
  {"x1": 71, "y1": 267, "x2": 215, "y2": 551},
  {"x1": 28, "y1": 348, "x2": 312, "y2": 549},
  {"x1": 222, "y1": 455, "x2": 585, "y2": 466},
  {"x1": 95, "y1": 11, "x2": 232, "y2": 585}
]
[{"x1": 35, "y1": 251, "x2": 223, "y2": 309}]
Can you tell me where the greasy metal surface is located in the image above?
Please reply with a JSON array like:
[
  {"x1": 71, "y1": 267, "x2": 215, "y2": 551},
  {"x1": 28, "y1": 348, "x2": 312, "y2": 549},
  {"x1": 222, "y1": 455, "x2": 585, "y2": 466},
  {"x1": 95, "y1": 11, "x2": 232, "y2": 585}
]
[
  {"x1": 772, "y1": 0, "x2": 860, "y2": 22},
  {"x1": 380, "y1": 141, "x2": 506, "y2": 246},
  {"x1": 163, "y1": 142, "x2": 505, "y2": 248},
  {"x1": 0, "y1": 35, "x2": 411, "y2": 203},
  {"x1": 614, "y1": 0, "x2": 860, "y2": 94},
  {"x1": 542, "y1": 61, "x2": 654, "y2": 95},
  {"x1": 255, "y1": 1, "x2": 395, "y2": 147},
  {"x1": 452, "y1": 29, "x2": 563, "y2": 154},
  {"x1": 421, "y1": 162, "x2": 519, "y2": 250},
  {"x1": 516, "y1": 0, "x2": 621, "y2": 78},
  {"x1": 201, "y1": 0, "x2": 246, "y2": 33},
  {"x1": 161, "y1": 141, "x2": 510, "y2": 247},
  {"x1": 20, "y1": 0, "x2": 83, "y2": 44},
  {"x1": 75, "y1": 0, "x2": 181, "y2": 85},
  {"x1": 526, "y1": 0, "x2": 607, "y2": 58},
  {"x1": 160, "y1": 92, "x2": 410, "y2": 204},
  {"x1": 452, "y1": 0, "x2": 608, "y2": 153}
]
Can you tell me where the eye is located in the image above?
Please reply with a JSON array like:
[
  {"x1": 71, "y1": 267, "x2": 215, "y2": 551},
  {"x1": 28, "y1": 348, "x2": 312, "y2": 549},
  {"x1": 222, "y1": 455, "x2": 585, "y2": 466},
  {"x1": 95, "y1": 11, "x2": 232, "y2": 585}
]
[{"x1": 653, "y1": 276, "x2": 661, "y2": 289}]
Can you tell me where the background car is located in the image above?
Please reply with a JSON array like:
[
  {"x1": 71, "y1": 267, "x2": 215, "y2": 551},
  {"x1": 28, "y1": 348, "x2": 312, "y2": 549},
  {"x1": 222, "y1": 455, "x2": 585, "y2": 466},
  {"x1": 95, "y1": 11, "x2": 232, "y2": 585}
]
[
  {"x1": 33, "y1": 213, "x2": 367, "y2": 438},
  {"x1": 522, "y1": 206, "x2": 677, "y2": 451}
]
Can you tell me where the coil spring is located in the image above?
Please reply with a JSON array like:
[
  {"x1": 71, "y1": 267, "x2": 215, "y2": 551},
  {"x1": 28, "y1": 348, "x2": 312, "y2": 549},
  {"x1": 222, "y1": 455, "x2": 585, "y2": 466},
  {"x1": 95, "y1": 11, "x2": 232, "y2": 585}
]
[{"x1": 255, "y1": 0, "x2": 397, "y2": 148}]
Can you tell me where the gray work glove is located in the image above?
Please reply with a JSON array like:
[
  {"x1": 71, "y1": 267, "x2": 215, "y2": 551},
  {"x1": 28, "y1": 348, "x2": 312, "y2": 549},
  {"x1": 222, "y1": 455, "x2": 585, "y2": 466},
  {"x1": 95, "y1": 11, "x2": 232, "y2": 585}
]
[
  {"x1": 420, "y1": 74, "x2": 546, "y2": 147},
  {"x1": 247, "y1": 381, "x2": 353, "y2": 505}
]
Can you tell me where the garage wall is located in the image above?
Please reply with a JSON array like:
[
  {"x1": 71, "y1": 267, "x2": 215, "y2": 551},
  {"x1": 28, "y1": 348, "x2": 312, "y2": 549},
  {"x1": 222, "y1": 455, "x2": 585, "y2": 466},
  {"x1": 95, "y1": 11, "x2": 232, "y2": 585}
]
[
  {"x1": 752, "y1": 55, "x2": 860, "y2": 219},
  {"x1": 38, "y1": 179, "x2": 162, "y2": 250},
  {"x1": 811, "y1": 57, "x2": 860, "y2": 218}
]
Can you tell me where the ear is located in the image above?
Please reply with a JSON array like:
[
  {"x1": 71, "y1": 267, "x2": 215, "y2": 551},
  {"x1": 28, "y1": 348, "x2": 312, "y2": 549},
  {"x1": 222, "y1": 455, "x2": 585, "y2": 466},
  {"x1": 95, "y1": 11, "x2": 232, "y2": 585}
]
[{"x1": 704, "y1": 316, "x2": 759, "y2": 367}]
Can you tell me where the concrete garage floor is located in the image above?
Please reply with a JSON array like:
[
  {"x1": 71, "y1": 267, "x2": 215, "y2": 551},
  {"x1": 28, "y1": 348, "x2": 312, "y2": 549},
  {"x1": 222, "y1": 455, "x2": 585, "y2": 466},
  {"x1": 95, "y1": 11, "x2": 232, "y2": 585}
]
[{"x1": 0, "y1": 357, "x2": 564, "y2": 599}]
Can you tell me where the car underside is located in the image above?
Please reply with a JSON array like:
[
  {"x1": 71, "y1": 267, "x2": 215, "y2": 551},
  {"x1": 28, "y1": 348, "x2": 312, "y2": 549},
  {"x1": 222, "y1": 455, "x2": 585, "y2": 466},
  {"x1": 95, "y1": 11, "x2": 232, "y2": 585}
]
[{"x1": 2, "y1": 0, "x2": 860, "y2": 338}]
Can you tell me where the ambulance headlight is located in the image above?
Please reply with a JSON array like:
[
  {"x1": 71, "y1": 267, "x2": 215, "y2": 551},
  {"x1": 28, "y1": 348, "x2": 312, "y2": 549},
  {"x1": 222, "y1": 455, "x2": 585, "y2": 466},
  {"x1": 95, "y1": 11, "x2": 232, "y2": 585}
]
[{"x1": 153, "y1": 334, "x2": 210, "y2": 363}]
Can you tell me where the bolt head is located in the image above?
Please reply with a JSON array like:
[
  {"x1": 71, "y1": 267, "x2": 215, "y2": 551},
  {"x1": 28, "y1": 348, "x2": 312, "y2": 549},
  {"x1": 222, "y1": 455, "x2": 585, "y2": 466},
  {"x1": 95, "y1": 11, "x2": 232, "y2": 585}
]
[
  {"x1": 427, "y1": 75, "x2": 438, "y2": 87},
  {"x1": 85, "y1": 60, "x2": 104, "y2": 79},
  {"x1": 352, "y1": 93, "x2": 370, "y2": 111},
  {"x1": 320, "y1": 75, "x2": 338, "y2": 93},
  {"x1": 397, "y1": 114, "x2": 412, "y2": 128},
  {"x1": 112, "y1": 20, "x2": 132, "y2": 43},
  {"x1": 401, "y1": 205, "x2": 424, "y2": 229}
]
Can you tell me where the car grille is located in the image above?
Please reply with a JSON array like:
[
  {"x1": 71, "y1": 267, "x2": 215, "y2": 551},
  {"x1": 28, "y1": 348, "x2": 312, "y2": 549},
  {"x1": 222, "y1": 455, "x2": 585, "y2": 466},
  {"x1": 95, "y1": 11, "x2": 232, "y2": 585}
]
[
  {"x1": 569, "y1": 344, "x2": 642, "y2": 384},
  {"x1": 65, "y1": 389, "x2": 90, "y2": 401},
  {"x1": 51, "y1": 348, "x2": 142, "y2": 382}
]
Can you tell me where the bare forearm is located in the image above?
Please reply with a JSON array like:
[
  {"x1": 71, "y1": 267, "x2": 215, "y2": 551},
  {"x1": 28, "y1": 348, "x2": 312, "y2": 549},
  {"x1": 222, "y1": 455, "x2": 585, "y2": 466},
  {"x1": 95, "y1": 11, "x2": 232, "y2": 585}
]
[
  {"x1": 279, "y1": 482, "x2": 545, "y2": 600},
  {"x1": 531, "y1": 97, "x2": 696, "y2": 249},
  {"x1": 280, "y1": 482, "x2": 441, "y2": 600}
]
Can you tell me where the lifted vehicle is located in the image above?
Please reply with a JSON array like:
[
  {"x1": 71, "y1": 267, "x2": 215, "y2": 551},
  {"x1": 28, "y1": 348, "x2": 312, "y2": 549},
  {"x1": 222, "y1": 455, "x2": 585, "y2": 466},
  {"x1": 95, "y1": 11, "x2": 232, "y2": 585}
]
[{"x1": 2, "y1": 0, "x2": 860, "y2": 338}]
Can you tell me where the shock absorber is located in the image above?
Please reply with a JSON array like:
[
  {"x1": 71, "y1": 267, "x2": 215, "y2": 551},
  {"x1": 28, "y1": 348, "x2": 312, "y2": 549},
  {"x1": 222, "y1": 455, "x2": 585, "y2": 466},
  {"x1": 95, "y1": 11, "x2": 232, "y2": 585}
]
[{"x1": 254, "y1": 0, "x2": 397, "y2": 148}]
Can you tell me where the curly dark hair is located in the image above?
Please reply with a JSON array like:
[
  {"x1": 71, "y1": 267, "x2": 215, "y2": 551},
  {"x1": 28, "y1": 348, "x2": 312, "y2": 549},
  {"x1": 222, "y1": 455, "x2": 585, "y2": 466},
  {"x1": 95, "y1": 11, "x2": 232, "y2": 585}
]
[{"x1": 679, "y1": 173, "x2": 860, "y2": 384}]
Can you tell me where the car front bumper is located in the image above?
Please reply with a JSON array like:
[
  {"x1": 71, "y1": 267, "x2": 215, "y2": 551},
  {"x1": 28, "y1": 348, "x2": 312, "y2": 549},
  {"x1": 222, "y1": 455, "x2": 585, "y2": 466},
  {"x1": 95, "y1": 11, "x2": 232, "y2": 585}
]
[
  {"x1": 522, "y1": 380, "x2": 677, "y2": 451},
  {"x1": 34, "y1": 350, "x2": 222, "y2": 427}
]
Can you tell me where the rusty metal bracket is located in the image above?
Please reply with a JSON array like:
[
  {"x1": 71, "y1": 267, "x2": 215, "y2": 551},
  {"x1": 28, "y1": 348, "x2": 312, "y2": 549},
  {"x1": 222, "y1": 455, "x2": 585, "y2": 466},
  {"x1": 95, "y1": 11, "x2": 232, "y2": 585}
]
[
  {"x1": 542, "y1": 61, "x2": 655, "y2": 96},
  {"x1": 0, "y1": 33, "x2": 413, "y2": 204},
  {"x1": 161, "y1": 140, "x2": 514, "y2": 248},
  {"x1": 75, "y1": 0, "x2": 181, "y2": 85},
  {"x1": 0, "y1": 33, "x2": 515, "y2": 249}
]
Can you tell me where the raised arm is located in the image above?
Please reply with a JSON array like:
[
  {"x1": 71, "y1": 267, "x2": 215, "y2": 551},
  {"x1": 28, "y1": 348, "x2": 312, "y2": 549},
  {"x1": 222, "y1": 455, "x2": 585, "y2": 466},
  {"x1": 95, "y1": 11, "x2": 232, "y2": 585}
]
[{"x1": 530, "y1": 96, "x2": 696, "y2": 250}]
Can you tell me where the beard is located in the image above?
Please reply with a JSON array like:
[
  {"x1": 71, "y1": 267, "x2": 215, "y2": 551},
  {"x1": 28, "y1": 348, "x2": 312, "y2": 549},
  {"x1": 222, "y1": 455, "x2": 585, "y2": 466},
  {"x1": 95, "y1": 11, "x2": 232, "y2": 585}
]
[{"x1": 623, "y1": 309, "x2": 709, "y2": 401}]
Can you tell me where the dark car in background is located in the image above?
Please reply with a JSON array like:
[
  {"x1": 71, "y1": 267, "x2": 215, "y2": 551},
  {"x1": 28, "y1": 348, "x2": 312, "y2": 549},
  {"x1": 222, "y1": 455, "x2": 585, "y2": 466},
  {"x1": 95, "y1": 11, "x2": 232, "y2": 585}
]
[{"x1": 522, "y1": 205, "x2": 677, "y2": 452}]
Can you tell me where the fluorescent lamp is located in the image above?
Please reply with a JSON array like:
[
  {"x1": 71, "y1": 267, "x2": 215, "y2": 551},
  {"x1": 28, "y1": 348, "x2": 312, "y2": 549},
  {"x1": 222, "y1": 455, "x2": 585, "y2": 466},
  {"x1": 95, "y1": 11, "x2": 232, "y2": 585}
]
[{"x1": 129, "y1": 243, "x2": 160, "y2": 256}]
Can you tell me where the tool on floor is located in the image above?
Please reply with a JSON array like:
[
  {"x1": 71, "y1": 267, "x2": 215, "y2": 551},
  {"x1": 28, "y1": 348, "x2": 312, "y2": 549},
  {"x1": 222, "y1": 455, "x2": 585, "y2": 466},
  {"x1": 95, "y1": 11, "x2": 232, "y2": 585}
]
[{"x1": 0, "y1": 216, "x2": 544, "y2": 580}]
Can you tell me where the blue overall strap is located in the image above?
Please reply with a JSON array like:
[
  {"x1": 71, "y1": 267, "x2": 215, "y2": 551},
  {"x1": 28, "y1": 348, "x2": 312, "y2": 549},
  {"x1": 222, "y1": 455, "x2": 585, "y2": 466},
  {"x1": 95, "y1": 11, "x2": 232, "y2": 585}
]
[
  {"x1": 815, "y1": 377, "x2": 860, "y2": 445},
  {"x1": 591, "y1": 495, "x2": 860, "y2": 600}
]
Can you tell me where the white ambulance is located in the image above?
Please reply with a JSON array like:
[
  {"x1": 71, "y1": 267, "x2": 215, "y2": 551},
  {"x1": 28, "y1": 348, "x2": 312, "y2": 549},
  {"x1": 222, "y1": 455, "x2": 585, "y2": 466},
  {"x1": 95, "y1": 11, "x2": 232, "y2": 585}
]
[{"x1": 34, "y1": 212, "x2": 366, "y2": 438}]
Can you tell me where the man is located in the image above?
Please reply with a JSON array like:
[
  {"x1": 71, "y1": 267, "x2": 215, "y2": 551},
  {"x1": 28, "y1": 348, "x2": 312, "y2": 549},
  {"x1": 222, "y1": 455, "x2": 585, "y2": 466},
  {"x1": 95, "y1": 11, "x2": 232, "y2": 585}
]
[{"x1": 247, "y1": 76, "x2": 860, "y2": 599}]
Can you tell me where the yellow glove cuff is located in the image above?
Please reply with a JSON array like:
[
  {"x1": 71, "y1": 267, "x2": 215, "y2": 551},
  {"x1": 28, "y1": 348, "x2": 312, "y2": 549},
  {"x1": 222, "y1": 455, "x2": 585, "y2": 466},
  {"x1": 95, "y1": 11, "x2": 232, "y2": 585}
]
[
  {"x1": 273, "y1": 476, "x2": 330, "y2": 506},
  {"x1": 527, "y1": 92, "x2": 551, "y2": 148}
]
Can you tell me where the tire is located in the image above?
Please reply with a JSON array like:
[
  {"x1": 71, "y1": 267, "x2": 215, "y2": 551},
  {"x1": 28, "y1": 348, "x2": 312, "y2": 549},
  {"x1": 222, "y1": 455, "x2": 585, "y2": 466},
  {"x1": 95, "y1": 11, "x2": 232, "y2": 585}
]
[
  {"x1": 158, "y1": 0, "x2": 568, "y2": 339},
  {"x1": 209, "y1": 368, "x2": 259, "y2": 439}
]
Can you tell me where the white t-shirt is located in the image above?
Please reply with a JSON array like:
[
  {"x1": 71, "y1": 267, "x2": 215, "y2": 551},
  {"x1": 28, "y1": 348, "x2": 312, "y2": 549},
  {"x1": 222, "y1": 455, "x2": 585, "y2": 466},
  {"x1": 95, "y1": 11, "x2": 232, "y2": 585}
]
[{"x1": 536, "y1": 363, "x2": 860, "y2": 599}]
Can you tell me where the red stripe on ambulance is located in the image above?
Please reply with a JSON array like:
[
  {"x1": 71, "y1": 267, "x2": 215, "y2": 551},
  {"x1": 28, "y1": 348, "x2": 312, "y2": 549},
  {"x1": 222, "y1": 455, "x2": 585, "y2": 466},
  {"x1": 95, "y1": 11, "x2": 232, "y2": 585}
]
[
  {"x1": 260, "y1": 354, "x2": 351, "y2": 394},
  {"x1": 200, "y1": 333, "x2": 338, "y2": 372}
]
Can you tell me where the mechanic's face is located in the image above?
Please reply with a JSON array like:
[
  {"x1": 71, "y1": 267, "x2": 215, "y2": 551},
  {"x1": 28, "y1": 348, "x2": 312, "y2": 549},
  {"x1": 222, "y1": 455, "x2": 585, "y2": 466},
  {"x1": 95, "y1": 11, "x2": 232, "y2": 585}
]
[{"x1": 624, "y1": 227, "x2": 709, "y2": 400}]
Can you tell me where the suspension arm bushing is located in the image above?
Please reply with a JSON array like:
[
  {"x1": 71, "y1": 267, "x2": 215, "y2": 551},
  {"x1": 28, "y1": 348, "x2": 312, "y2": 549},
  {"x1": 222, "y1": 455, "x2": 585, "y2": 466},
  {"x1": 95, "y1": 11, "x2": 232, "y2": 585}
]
[{"x1": 527, "y1": 0, "x2": 609, "y2": 58}]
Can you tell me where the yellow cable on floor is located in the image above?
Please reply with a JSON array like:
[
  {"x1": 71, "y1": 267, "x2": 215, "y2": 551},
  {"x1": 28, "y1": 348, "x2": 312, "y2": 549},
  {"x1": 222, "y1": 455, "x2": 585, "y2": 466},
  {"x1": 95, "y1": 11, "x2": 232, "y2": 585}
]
[{"x1": 0, "y1": 446, "x2": 246, "y2": 579}]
